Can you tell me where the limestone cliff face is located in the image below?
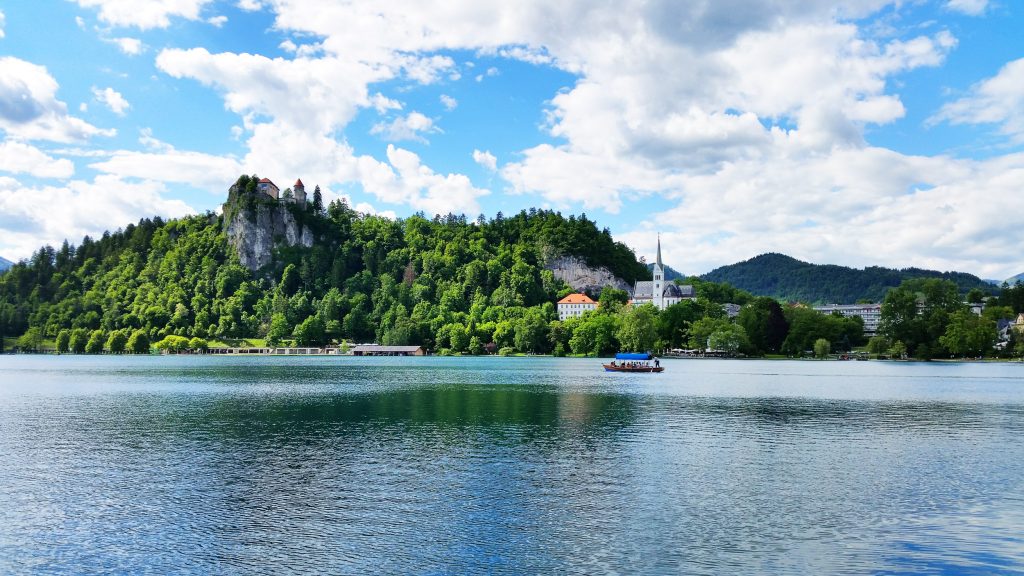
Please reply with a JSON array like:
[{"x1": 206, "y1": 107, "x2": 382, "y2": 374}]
[
  {"x1": 224, "y1": 201, "x2": 314, "y2": 271},
  {"x1": 545, "y1": 255, "x2": 633, "y2": 295}
]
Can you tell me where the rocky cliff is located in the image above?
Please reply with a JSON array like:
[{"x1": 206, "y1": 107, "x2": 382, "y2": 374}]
[
  {"x1": 545, "y1": 255, "x2": 633, "y2": 295},
  {"x1": 223, "y1": 200, "x2": 314, "y2": 272}
]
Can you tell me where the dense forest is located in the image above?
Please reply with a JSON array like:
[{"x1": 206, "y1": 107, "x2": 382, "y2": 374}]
[
  {"x1": 703, "y1": 253, "x2": 997, "y2": 304},
  {"x1": 1, "y1": 174, "x2": 1022, "y2": 360}
]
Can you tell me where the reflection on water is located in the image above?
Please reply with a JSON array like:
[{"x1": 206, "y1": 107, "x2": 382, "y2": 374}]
[{"x1": 1, "y1": 356, "x2": 1023, "y2": 574}]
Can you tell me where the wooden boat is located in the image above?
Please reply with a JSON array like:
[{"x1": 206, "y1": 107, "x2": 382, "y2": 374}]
[{"x1": 603, "y1": 352, "x2": 664, "y2": 373}]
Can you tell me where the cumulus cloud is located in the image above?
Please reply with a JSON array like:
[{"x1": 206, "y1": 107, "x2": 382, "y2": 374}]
[
  {"x1": 440, "y1": 94, "x2": 457, "y2": 111},
  {"x1": 71, "y1": 0, "x2": 212, "y2": 30},
  {"x1": 945, "y1": 0, "x2": 989, "y2": 15},
  {"x1": 90, "y1": 136, "x2": 243, "y2": 192},
  {"x1": 142, "y1": 0, "x2": 1021, "y2": 276},
  {"x1": 207, "y1": 15, "x2": 227, "y2": 27},
  {"x1": 92, "y1": 86, "x2": 130, "y2": 116},
  {"x1": 933, "y1": 58, "x2": 1024, "y2": 142},
  {"x1": 105, "y1": 36, "x2": 143, "y2": 55},
  {"x1": 371, "y1": 112, "x2": 439, "y2": 143},
  {"x1": 0, "y1": 56, "x2": 114, "y2": 142},
  {"x1": 0, "y1": 175, "x2": 194, "y2": 259},
  {"x1": 472, "y1": 149, "x2": 496, "y2": 171},
  {"x1": 0, "y1": 140, "x2": 75, "y2": 178}
]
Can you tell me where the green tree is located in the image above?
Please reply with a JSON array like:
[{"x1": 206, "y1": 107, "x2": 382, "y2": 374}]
[
  {"x1": 18, "y1": 327, "x2": 44, "y2": 352},
  {"x1": 939, "y1": 310, "x2": 996, "y2": 358},
  {"x1": 266, "y1": 313, "x2": 291, "y2": 347},
  {"x1": 69, "y1": 328, "x2": 89, "y2": 354},
  {"x1": 85, "y1": 329, "x2": 106, "y2": 354},
  {"x1": 56, "y1": 329, "x2": 71, "y2": 353},
  {"x1": 106, "y1": 330, "x2": 129, "y2": 354},
  {"x1": 888, "y1": 340, "x2": 907, "y2": 359},
  {"x1": 188, "y1": 337, "x2": 209, "y2": 352},
  {"x1": 617, "y1": 303, "x2": 659, "y2": 352},
  {"x1": 127, "y1": 330, "x2": 150, "y2": 354},
  {"x1": 866, "y1": 335, "x2": 889, "y2": 356},
  {"x1": 313, "y1": 185, "x2": 324, "y2": 214},
  {"x1": 708, "y1": 324, "x2": 749, "y2": 355},
  {"x1": 814, "y1": 338, "x2": 831, "y2": 359},
  {"x1": 293, "y1": 315, "x2": 327, "y2": 346},
  {"x1": 737, "y1": 297, "x2": 789, "y2": 354}
]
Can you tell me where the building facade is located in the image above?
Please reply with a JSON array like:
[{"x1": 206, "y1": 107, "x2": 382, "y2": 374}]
[
  {"x1": 632, "y1": 236, "x2": 694, "y2": 310},
  {"x1": 257, "y1": 178, "x2": 280, "y2": 199},
  {"x1": 812, "y1": 303, "x2": 883, "y2": 335},
  {"x1": 558, "y1": 293, "x2": 598, "y2": 320}
]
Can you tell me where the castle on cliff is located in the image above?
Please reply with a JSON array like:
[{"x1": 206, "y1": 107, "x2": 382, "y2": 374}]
[{"x1": 254, "y1": 178, "x2": 307, "y2": 207}]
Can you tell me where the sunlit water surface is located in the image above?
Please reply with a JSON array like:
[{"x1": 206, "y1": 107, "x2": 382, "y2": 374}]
[{"x1": 1, "y1": 356, "x2": 1023, "y2": 574}]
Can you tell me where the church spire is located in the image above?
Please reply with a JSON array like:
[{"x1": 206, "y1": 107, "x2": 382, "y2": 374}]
[{"x1": 656, "y1": 234, "x2": 663, "y2": 268}]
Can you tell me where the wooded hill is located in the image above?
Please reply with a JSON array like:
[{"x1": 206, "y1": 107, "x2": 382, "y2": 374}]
[
  {"x1": 0, "y1": 175, "x2": 648, "y2": 353},
  {"x1": 702, "y1": 253, "x2": 997, "y2": 304}
]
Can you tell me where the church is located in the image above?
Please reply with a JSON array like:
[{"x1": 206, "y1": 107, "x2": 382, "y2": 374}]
[{"x1": 632, "y1": 236, "x2": 694, "y2": 310}]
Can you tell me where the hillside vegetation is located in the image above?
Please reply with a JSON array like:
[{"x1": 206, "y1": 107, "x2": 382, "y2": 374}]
[{"x1": 703, "y1": 253, "x2": 996, "y2": 303}]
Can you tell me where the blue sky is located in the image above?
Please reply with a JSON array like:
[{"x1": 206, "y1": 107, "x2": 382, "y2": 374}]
[{"x1": 1, "y1": 0, "x2": 1022, "y2": 279}]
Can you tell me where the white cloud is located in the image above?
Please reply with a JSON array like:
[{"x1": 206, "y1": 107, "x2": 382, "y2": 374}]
[
  {"x1": 71, "y1": 0, "x2": 212, "y2": 30},
  {"x1": 370, "y1": 92, "x2": 402, "y2": 114},
  {"x1": 945, "y1": 0, "x2": 989, "y2": 15},
  {"x1": 361, "y1": 145, "x2": 488, "y2": 215},
  {"x1": 106, "y1": 36, "x2": 143, "y2": 55},
  {"x1": 0, "y1": 140, "x2": 74, "y2": 178},
  {"x1": 236, "y1": 0, "x2": 262, "y2": 11},
  {"x1": 440, "y1": 94, "x2": 457, "y2": 111},
  {"x1": 156, "y1": 47, "x2": 392, "y2": 131},
  {"x1": 472, "y1": 149, "x2": 496, "y2": 171},
  {"x1": 0, "y1": 175, "x2": 194, "y2": 259},
  {"x1": 0, "y1": 10, "x2": 6, "y2": 39},
  {"x1": 371, "y1": 112, "x2": 439, "y2": 143},
  {"x1": 933, "y1": 58, "x2": 1024, "y2": 142},
  {"x1": 90, "y1": 144, "x2": 243, "y2": 192},
  {"x1": 92, "y1": 86, "x2": 130, "y2": 116},
  {"x1": 0, "y1": 56, "x2": 114, "y2": 142},
  {"x1": 207, "y1": 15, "x2": 227, "y2": 27}
]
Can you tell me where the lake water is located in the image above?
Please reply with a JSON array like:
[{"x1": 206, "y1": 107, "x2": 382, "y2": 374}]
[{"x1": 1, "y1": 356, "x2": 1023, "y2": 574}]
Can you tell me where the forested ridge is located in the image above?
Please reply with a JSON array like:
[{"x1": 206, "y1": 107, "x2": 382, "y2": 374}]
[
  {"x1": 703, "y1": 253, "x2": 996, "y2": 304},
  {"x1": 0, "y1": 175, "x2": 647, "y2": 353},
  {"x1": 2, "y1": 175, "x2": 1023, "y2": 360}
]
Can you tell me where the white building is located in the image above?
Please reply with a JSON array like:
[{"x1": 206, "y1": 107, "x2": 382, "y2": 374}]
[
  {"x1": 813, "y1": 303, "x2": 883, "y2": 335},
  {"x1": 632, "y1": 236, "x2": 694, "y2": 310},
  {"x1": 558, "y1": 293, "x2": 597, "y2": 320}
]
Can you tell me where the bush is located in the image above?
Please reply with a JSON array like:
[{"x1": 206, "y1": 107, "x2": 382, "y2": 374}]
[{"x1": 498, "y1": 346, "x2": 516, "y2": 356}]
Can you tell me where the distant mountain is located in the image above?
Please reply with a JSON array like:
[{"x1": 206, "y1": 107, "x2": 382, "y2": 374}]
[
  {"x1": 1004, "y1": 273, "x2": 1024, "y2": 286},
  {"x1": 646, "y1": 263, "x2": 686, "y2": 282},
  {"x1": 0, "y1": 256, "x2": 12, "y2": 273},
  {"x1": 702, "y1": 253, "x2": 996, "y2": 304}
]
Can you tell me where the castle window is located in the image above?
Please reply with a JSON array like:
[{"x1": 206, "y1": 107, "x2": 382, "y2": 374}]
[{"x1": 655, "y1": 275, "x2": 661, "y2": 281}]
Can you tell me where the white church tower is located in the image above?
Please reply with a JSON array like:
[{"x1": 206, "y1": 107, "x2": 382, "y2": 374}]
[{"x1": 652, "y1": 234, "x2": 664, "y2": 310}]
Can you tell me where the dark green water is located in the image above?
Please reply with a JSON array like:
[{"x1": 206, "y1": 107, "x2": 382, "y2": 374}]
[{"x1": 1, "y1": 356, "x2": 1023, "y2": 574}]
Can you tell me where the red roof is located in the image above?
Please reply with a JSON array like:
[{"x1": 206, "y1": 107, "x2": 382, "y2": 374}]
[
  {"x1": 558, "y1": 293, "x2": 596, "y2": 305},
  {"x1": 294, "y1": 179, "x2": 304, "y2": 188},
  {"x1": 258, "y1": 178, "x2": 276, "y2": 186}
]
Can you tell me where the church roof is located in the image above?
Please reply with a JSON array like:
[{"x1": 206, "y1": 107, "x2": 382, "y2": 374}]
[
  {"x1": 558, "y1": 293, "x2": 596, "y2": 305},
  {"x1": 633, "y1": 281, "x2": 694, "y2": 300},
  {"x1": 294, "y1": 178, "x2": 304, "y2": 188}
]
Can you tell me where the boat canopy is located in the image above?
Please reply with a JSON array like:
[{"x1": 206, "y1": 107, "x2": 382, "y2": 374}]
[{"x1": 615, "y1": 352, "x2": 653, "y2": 360}]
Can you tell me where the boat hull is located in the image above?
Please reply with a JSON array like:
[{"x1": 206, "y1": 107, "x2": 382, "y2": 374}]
[{"x1": 602, "y1": 364, "x2": 664, "y2": 373}]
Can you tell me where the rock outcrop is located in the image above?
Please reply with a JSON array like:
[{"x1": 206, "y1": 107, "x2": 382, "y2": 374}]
[
  {"x1": 545, "y1": 255, "x2": 632, "y2": 295},
  {"x1": 224, "y1": 201, "x2": 314, "y2": 272}
]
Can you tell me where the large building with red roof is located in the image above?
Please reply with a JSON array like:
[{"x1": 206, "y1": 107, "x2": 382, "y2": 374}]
[{"x1": 557, "y1": 293, "x2": 597, "y2": 320}]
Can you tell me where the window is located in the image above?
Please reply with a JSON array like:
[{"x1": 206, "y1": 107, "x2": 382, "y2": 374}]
[{"x1": 655, "y1": 275, "x2": 661, "y2": 280}]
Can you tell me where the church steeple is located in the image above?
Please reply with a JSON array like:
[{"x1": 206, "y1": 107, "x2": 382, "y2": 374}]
[{"x1": 656, "y1": 234, "x2": 663, "y2": 269}]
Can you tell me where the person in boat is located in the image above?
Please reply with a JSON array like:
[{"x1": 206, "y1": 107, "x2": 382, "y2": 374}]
[{"x1": 654, "y1": 358, "x2": 660, "y2": 368}]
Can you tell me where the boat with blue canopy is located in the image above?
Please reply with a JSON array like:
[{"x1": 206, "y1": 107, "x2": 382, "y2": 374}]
[{"x1": 603, "y1": 352, "x2": 664, "y2": 373}]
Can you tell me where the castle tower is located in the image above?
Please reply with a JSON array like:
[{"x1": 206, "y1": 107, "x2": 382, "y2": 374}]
[
  {"x1": 652, "y1": 234, "x2": 664, "y2": 310},
  {"x1": 293, "y1": 178, "x2": 307, "y2": 206}
]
